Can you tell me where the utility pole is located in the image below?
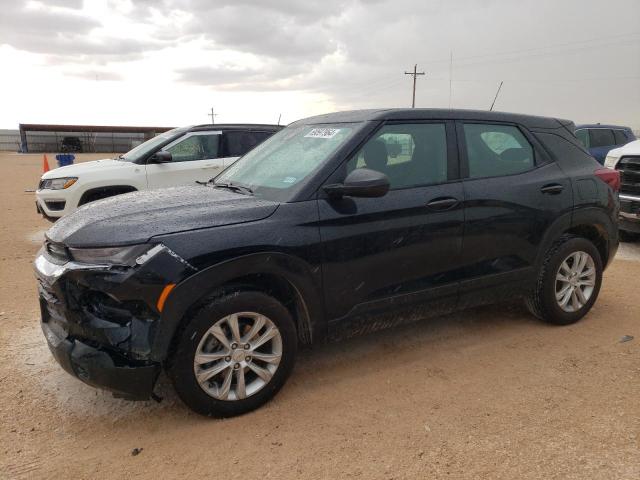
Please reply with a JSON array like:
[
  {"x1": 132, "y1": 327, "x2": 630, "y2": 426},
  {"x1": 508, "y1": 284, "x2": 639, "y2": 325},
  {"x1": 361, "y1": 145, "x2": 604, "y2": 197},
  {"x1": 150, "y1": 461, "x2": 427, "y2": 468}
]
[
  {"x1": 404, "y1": 64, "x2": 425, "y2": 108},
  {"x1": 277, "y1": 113, "x2": 282, "y2": 126},
  {"x1": 208, "y1": 107, "x2": 218, "y2": 124},
  {"x1": 489, "y1": 81, "x2": 504, "y2": 111},
  {"x1": 448, "y1": 51, "x2": 453, "y2": 109}
]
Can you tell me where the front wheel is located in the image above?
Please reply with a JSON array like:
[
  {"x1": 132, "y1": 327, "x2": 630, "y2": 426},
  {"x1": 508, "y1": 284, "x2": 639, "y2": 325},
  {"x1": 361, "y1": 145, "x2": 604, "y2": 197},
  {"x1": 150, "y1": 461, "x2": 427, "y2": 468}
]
[
  {"x1": 168, "y1": 291, "x2": 297, "y2": 417},
  {"x1": 526, "y1": 236, "x2": 603, "y2": 325}
]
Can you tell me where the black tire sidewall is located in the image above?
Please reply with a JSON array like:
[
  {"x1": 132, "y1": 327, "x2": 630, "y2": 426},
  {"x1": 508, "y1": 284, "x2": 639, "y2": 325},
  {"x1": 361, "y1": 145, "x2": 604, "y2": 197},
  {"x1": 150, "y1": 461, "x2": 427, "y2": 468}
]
[
  {"x1": 168, "y1": 291, "x2": 297, "y2": 417},
  {"x1": 541, "y1": 238, "x2": 603, "y2": 325}
]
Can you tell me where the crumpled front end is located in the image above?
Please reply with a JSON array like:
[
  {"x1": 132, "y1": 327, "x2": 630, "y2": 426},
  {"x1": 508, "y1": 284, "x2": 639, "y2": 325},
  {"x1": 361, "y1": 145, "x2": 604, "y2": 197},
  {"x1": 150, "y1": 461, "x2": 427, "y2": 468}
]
[{"x1": 35, "y1": 242, "x2": 197, "y2": 400}]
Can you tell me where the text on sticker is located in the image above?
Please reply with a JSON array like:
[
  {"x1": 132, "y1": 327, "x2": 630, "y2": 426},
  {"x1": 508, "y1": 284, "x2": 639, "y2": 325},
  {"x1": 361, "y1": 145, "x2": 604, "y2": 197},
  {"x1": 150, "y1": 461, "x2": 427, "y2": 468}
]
[{"x1": 305, "y1": 128, "x2": 341, "y2": 139}]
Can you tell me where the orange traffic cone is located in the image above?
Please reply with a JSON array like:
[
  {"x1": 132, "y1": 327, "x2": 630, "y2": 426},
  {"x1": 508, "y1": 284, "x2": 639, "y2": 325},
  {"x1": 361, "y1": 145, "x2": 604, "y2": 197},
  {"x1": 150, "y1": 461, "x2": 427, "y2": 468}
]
[{"x1": 42, "y1": 154, "x2": 50, "y2": 173}]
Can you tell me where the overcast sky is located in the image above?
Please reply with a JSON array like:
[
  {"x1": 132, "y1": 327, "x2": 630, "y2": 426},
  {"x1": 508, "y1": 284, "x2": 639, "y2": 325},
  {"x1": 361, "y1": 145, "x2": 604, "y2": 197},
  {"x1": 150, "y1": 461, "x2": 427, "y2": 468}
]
[{"x1": 0, "y1": 0, "x2": 638, "y2": 129}]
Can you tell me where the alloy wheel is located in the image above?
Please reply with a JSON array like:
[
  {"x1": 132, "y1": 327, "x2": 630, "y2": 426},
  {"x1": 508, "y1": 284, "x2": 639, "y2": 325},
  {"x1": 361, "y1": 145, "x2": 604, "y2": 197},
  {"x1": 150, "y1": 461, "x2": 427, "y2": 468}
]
[
  {"x1": 194, "y1": 312, "x2": 283, "y2": 401},
  {"x1": 555, "y1": 251, "x2": 596, "y2": 313}
]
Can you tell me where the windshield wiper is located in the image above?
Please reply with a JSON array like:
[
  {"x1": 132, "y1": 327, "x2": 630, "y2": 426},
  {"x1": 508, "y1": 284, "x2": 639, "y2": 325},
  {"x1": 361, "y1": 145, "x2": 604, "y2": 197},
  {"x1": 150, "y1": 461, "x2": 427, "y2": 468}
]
[{"x1": 211, "y1": 182, "x2": 254, "y2": 195}]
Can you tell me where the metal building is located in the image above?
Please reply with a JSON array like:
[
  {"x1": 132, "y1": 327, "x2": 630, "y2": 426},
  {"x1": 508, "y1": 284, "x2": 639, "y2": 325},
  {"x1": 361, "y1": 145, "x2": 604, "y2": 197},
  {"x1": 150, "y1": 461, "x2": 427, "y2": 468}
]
[{"x1": 18, "y1": 124, "x2": 174, "y2": 153}]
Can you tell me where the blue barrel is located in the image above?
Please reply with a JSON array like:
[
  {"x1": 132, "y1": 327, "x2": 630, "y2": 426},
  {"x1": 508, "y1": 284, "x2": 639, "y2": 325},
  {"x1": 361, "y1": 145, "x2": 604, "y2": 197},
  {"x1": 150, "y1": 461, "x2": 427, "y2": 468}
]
[{"x1": 56, "y1": 154, "x2": 75, "y2": 167}]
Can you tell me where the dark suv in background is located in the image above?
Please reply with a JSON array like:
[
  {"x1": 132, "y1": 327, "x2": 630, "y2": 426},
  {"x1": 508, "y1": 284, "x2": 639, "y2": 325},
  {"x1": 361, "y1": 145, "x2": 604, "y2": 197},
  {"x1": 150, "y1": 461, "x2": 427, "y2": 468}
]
[
  {"x1": 575, "y1": 124, "x2": 636, "y2": 164},
  {"x1": 35, "y1": 109, "x2": 619, "y2": 417}
]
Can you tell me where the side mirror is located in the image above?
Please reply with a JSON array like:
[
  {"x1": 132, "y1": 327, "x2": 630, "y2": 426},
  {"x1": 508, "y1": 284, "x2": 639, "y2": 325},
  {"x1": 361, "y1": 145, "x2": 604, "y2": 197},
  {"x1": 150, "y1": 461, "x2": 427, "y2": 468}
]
[
  {"x1": 150, "y1": 151, "x2": 172, "y2": 163},
  {"x1": 323, "y1": 168, "x2": 390, "y2": 199}
]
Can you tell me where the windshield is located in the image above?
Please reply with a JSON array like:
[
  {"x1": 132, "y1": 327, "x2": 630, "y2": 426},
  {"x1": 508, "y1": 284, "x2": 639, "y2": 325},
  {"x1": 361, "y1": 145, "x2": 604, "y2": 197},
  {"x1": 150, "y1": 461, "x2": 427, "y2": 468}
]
[
  {"x1": 215, "y1": 122, "x2": 362, "y2": 201},
  {"x1": 119, "y1": 127, "x2": 188, "y2": 162}
]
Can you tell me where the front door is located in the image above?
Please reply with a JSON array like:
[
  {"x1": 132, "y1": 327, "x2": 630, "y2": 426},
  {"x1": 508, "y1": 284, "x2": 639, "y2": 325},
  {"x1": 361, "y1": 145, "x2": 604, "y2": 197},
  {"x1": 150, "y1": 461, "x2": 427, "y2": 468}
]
[
  {"x1": 318, "y1": 121, "x2": 464, "y2": 337},
  {"x1": 146, "y1": 131, "x2": 225, "y2": 189}
]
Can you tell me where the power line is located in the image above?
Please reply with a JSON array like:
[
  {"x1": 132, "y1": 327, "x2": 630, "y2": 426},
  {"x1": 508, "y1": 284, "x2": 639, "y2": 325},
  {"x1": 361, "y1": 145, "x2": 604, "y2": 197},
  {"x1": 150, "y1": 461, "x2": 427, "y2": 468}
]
[
  {"x1": 404, "y1": 64, "x2": 425, "y2": 108},
  {"x1": 419, "y1": 31, "x2": 640, "y2": 68}
]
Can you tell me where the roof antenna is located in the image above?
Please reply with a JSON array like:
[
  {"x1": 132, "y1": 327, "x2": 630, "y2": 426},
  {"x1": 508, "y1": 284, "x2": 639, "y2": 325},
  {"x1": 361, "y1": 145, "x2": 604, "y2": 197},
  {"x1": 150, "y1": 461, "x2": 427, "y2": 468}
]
[{"x1": 489, "y1": 81, "x2": 503, "y2": 111}]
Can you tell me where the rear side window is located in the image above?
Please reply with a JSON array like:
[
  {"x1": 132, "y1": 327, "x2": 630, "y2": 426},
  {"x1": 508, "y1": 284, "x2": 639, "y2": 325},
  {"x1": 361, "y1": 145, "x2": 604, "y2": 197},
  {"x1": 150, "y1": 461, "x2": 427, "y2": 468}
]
[
  {"x1": 463, "y1": 123, "x2": 534, "y2": 179},
  {"x1": 589, "y1": 129, "x2": 615, "y2": 148},
  {"x1": 224, "y1": 131, "x2": 272, "y2": 157},
  {"x1": 613, "y1": 129, "x2": 628, "y2": 144},
  {"x1": 347, "y1": 123, "x2": 448, "y2": 189}
]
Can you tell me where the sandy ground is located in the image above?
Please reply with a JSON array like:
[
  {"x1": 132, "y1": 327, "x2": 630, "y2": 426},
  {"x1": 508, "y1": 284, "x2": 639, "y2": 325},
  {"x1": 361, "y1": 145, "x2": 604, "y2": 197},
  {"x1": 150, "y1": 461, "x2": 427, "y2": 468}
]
[{"x1": 1, "y1": 152, "x2": 639, "y2": 479}]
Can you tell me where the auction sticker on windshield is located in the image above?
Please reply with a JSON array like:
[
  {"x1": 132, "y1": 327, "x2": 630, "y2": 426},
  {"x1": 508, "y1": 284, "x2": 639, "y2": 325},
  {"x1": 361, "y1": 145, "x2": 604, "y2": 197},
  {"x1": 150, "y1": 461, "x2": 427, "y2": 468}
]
[{"x1": 305, "y1": 128, "x2": 341, "y2": 139}]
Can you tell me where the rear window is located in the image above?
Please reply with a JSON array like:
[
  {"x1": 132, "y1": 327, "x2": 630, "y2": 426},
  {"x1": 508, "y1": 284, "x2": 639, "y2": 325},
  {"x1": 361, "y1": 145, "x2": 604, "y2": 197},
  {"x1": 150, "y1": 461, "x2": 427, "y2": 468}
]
[
  {"x1": 589, "y1": 129, "x2": 615, "y2": 148},
  {"x1": 613, "y1": 129, "x2": 628, "y2": 145},
  {"x1": 224, "y1": 131, "x2": 274, "y2": 157}
]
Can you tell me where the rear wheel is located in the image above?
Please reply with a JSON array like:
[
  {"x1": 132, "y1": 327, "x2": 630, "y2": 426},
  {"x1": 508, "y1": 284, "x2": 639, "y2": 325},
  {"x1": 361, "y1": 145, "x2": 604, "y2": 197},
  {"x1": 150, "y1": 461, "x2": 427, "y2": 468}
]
[
  {"x1": 526, "y1": 236, "x2": 603, "y2": 325},
  {"x1": 168, "y1": 291, "x2": 297, "y2": 417}
]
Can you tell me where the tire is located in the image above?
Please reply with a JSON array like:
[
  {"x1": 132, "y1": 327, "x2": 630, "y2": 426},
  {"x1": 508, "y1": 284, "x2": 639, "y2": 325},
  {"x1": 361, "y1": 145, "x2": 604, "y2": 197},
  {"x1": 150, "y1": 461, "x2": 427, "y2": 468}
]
[
  {"x1": 168, "y1": 291, "x2": 297, "y2": 417},
  {"x1": 526, "y1": 235, "x2": 603, "y2": 325}
]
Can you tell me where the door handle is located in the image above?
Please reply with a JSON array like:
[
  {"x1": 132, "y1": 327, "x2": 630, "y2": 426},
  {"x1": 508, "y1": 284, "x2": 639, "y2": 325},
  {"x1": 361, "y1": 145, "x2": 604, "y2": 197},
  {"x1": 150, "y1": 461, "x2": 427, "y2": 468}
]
[
  {"x1": 540, "y1": 183, "x2": 564, "y2": 195},
  {"x1": 426, "y1": 197, "x2": 459, "y2": 211}
]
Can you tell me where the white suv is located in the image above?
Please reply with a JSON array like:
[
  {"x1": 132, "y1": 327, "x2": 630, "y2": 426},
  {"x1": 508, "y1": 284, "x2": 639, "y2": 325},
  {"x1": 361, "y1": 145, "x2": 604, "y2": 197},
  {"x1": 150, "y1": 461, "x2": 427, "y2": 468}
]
[
  {"x1": 36, "y1": 124, "x2": 281, "y2": 220},
  {"x1": 604, "y1": 139, "x2": 640, "y2": 239}
]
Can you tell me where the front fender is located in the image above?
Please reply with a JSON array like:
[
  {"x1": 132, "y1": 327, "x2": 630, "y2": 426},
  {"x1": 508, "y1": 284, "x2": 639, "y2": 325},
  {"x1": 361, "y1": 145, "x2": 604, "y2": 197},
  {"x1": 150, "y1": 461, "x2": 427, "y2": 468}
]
[{"x1": 150, "y1": 252, "x2": 325, "y2": 362}]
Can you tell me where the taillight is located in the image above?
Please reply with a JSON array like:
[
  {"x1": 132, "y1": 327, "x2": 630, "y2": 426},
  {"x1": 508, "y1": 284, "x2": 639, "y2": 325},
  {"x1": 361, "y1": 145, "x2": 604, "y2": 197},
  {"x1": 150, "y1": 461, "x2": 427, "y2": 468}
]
[{"x1": 594, "y1": 168, "x2": 620, "y2": 192}]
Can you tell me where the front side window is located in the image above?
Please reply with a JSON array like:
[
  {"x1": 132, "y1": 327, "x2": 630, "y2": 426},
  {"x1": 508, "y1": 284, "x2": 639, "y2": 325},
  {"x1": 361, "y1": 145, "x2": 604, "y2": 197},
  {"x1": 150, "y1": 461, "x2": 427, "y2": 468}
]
[
  {"x1": 575, "y1": 129, "x2": 590, "y2": 148},
  {"x1": 346, "y1": 123, "x2": 448, "y2": 189},
  {"x1": 120, "y1": 127, "x2": 188, "y2": 162},
  {"x1": 464, "y1": 123, "x2": 534, "y2": 179},
  {"x1": 216, "y1": 123, "x2": 362, "y2": 201},
  {"x1": 589, "y1": 129, "x2": 615, "y2": 148},
  {"x1": 164, "y1": 133, "x2": 220, "y2": 162}
]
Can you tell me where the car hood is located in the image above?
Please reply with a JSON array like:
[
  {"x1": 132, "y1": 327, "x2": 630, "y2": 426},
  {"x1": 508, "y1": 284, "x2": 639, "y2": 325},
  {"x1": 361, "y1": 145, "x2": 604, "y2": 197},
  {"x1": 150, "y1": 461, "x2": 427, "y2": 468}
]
[
  {"x1": 46, "y1": 186, "x2": 280, "y2": 247},
  {"x1": 41, "y1": 158, "x2": 133, "y2": 179},
  {"x1": 610, "y1": 139, "x2": 640, "y2": 158}
]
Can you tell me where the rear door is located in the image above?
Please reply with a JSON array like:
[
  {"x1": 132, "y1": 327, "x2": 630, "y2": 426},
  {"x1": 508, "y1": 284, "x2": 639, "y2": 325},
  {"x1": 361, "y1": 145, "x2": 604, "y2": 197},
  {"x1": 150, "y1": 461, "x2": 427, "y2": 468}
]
[
  {"x1": 457, "y1": 121, "x2": 572, "y2": 305},
  {"x1": 145, "y1": 131, "x2": 223, "y2": 188},
  {"x1": 318, "y1": 121, "x2": 464, "y2": 336}
]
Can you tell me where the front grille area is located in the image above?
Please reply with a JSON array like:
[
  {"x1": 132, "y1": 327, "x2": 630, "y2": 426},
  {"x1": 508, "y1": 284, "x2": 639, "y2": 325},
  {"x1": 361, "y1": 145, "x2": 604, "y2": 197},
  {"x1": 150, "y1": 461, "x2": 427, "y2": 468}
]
[
  {"x1": 37, "y1": 270, "x2": 159, "y2": 360},
  {"x1": 45, "y1": 200, "x2": 66, "y2": 211},
  {"x1": 617, "y1": 156, "x2": 640, "y2": 196}
]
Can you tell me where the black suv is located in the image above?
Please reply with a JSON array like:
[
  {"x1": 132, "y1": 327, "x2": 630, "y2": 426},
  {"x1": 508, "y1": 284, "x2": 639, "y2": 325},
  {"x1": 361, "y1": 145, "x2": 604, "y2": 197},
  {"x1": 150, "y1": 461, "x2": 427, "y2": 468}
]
[{"x1": 35, "y1": 109, "x2": 620, "y2": 417}]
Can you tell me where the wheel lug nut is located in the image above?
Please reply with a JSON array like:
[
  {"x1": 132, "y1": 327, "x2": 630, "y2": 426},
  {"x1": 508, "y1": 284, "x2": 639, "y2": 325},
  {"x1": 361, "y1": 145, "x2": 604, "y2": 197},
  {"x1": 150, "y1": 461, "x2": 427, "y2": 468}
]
[
  {"x1": 224, "y1": 356, "x2": 231, "y2": 362},
  {"x1": 245, "y1": 356, "x2": 251, "y2": 362},
  {"x1": 233, "y1": 363, "x2": 240, "y2": 369},
  {"x1": 231, "y1": 343, "x2": 238, "y2": 350},
  {"x1": 244, "y1": 343, "x2": 250, "y2": 350}
]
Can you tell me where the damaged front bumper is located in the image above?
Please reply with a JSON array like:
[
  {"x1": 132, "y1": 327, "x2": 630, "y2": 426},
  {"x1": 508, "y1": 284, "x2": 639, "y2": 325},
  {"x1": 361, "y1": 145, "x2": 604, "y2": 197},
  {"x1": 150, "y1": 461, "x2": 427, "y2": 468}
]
[
  {"x1": 42, "y1": 321, "x2": 160, "y2": 399},
  {"x1": 34, "y1": 243, "x2": 196, "y2": 400}
]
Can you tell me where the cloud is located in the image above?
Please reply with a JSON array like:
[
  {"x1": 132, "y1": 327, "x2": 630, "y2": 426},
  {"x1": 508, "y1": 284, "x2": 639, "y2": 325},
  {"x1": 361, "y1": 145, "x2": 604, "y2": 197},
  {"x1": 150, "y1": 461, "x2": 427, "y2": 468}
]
[
  {"x1": 65, "y1": 70, "x2": 124, "y2": 81},
  {"x1": 47, "y1": 0, "x2": 85, "y2": 8},
  {"x1": 0, "y1": 2, "x2": 169, "y2": 59},
  {"x1": 1, "y1": 0, "x2": 638, "y2": 129}
]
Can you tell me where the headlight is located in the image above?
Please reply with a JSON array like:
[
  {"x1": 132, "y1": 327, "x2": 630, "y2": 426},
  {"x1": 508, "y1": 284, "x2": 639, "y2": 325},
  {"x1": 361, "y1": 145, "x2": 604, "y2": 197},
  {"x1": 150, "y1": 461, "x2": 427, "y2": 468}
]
[
  {"x1": 40, "y1": 177, "x2": 78, "y2": 190},
  {"x1": 68, "y1": 244, "x2": 153, "y2": 266},
  {"x1": 604, "y1": 155, "x2": 619, "y2": 169}
]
